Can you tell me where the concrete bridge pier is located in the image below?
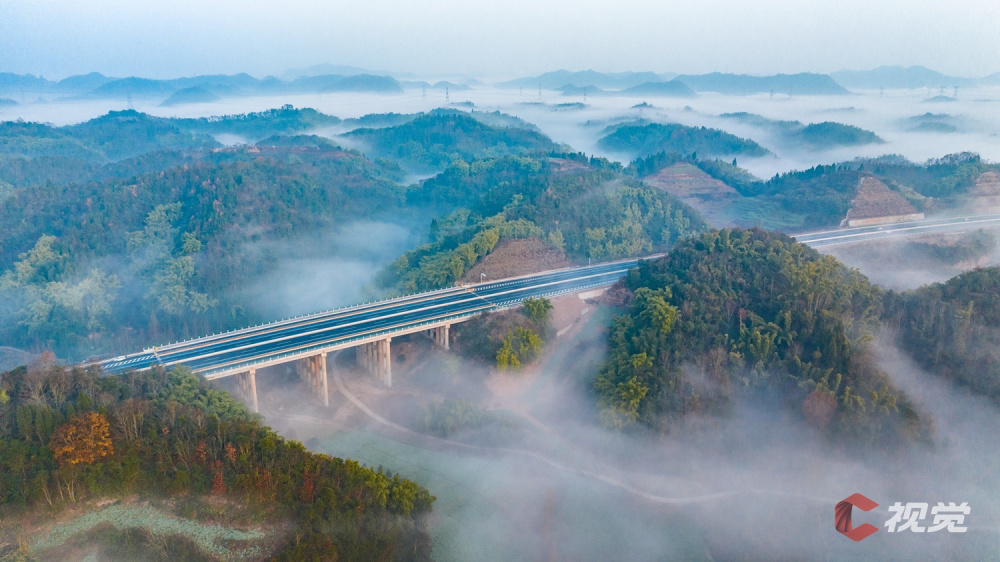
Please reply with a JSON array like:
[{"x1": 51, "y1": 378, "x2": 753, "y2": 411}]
[
  {"x1": 355, "y1": 338, "x2": 392, "y2": 387},
  {"x1": 236, "y1": 368, "x2": 259, "y2": 413},
  {"x1": 296, "y1": 352, "x2": 329, "y2": 406},
  {"x1": 425, "y1": 324, "x2": 450, "y2": 350}
]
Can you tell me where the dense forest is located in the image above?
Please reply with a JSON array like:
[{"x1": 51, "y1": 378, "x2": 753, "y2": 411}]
[
  {"x1": 377, "y1": 155, "x2": 707, "y2": 293},
  {"x1": 629, "y1": 150, "x2": 997, "y2": 228},
  {"x1": 1, "y1": 107, "x2": 701, "y2": 363},
  {"x1": 3, "y1": 91, "x2": 998, "y2": 560},
  {"x1": 3, "y1": 106, "x2": 995, "y2": 363},
  {"x1": 346, "y1": 110, "x2": 559, "y2": 171},
  {"x1": 595, "y1": 228, "x2": 928, "y2": 446},
  {"x1": 719, "y1": 113, "x2": 884, "y2": 149},
  {"x1": 0, "y1": 107, "x2": 350, "y2": 188},
  {"x1": 884, "y1": 267, "x2": 1000, "y2": 403},
  {"x1": 0, "y1": 362, "x2": 434, "y2": 560},
  {"x1": 0, "y1": 140, "x2": 406, "y2": 360},
  {"x1": 598, "y1": 121, "x2": 770, "y2": 160}
]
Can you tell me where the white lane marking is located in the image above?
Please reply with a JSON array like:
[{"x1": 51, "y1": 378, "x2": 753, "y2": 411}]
[
  {"x1": 161, "y1": 269, "x2": 628, "y2": 368},
  {"x1": 800, "y1": 216, "x2": 1000, "y2": 245},
  {"x1": 158, "y1": 268, "x2": 631, "y2": 367},
  {"x1": 792, "y1": 214, "x2": 1000, "y2": 240}
]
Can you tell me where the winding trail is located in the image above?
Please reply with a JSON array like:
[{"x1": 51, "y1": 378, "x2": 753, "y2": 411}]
[{"x1": 329, "y1": 352, "x2": 837, "y2": 508}]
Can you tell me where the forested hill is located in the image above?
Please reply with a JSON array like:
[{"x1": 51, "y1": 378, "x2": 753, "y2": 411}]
[
  {"x1": 345, "y1": 111, "x2": 561, "y2": 171},
  {"x1": 378, "y1": 154, "x2": 708, "y2": 293},
  {"x1": 0, "y1": 363, "x2": 433, "y2": 559},
  {"x1": 0, "y1": 110, "x2": 219, "y2": 164},
  {"x1": 0, "y1": 107, "x2": 346, "y2": 188},
  {"x1": 598, "y1": 121, "x2": 770, "y2": 160},
  {"x1": 884, "y1": 267, "x2": 1000, "y2": 404},
  {"x1": 175, "y1": 105, "x2": 342, "y2": 140},
  {"x1": 595, "y1": 228, "x2": 928, "y2": 447},
  {"x1": 630, "y1": 151, "x2": 996, "y2": 228},
  {"x1": 0, "y1": 142, "x2": 405, "y2": 360},
  {"x1": 718, "y1": 113, "x2": 884, "y2": 149}
]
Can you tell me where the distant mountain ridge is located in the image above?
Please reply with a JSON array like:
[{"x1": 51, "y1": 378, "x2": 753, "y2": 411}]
[
  {"x1": 830, "y1": 66, "x2": 975, "y2": 90},
  {"x1": 0, "y1": 72, "x2": 406, "y2": 102},
  {"x1": 3, "y1": 65, "x2": 998, "y2": 103},
  {"x1": 674, "y1": 72, "x2": 848, "y2": 95},
  {"x1": 500, "y1": 70, "x2": 848, "y2": 96},
  {"x1": 498, "y1": 70, "x2": 675, "y2": 90}
]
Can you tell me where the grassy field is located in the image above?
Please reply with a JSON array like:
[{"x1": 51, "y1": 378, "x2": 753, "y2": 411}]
[{"x1": 24, "y1": 501, "x2": 273, "y2": 560}]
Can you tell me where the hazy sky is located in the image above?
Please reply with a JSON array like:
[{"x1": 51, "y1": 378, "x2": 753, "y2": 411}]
[{"x1": 2, "y1": 0, "x2": 998, "y2": 80}]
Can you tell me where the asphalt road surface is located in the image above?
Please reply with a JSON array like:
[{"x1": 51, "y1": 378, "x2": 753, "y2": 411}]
[{"x1": 99, "y1": 259, "x2": 637, "y2": 377}]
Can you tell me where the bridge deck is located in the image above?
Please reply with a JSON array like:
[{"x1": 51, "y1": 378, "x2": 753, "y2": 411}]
[{"x1": 99, "y1": 260, "x2": 638, "y2": 378}]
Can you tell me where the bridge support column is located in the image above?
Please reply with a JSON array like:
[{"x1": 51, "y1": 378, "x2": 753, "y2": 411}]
[
  {"x1": 237, "y1": 368, "x2": 258, "y2": 413},
  {"x1": 295, "y1": 353, "x2": 329, "y2": 407},
  {"x1": 380, "y1": 338, "x2": 392, "y2": 387},
  {"x1": 318, "y1": 352, "x2": 329, "y2": 406},
  {"x1": 440, "y1": 324, "x2": 450, "y2": 350},
  {"x1": 425, "y1": 324, "x2": 450, "y2": 350},
  {"x1": 355, "y1": 338, "x2": 392, "y2": 387}
]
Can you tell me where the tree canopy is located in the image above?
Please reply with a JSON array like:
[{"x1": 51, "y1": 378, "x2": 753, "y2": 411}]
[
  {"x1": 0, "y1": 364, "x2": 434, "y2": 559},
  {"x1": 595, "y1": 228, "x2": 927, "y2": 447}
]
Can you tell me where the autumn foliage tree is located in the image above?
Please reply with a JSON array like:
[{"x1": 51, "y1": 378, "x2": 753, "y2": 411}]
[
  {"x1": 49, "y1": 412, "x2": 114, "y2": 467},
  {"x1": 0, "y1": 365, "x2": 435, "y2": 559}
]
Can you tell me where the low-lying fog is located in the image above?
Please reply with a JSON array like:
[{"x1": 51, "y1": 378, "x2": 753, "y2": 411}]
[
  {"x1": 6, "y1": 80, "x2": 999, "y2": 559},
  {"x1": 262, "y1": 297, "x2": 999, "y2": 560},
  {"x1": 4, "y1": 85, "x2": 999, "y2": 182},
  {"x1": 236, "y1": 219, "x2": 422, "y2": 320}
]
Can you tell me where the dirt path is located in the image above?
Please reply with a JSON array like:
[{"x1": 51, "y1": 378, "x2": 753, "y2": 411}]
[{"x1": 328, "y1": 351, "x2": 835, "y2": 508}]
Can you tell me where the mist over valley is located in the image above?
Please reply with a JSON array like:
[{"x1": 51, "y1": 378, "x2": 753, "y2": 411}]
[{"x1": 2, "y1": 3, "x2": 1000, "y2": 557}]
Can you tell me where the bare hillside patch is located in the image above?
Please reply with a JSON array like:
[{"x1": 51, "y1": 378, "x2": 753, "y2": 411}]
[{"x1": 458, "y1": 238, "x2": 569, "y2": 283}]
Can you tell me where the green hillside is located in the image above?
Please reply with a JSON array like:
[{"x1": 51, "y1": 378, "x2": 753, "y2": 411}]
[
  {"x1": 599, "y1": 122, "x2": 769, "y2": 160},
  {"x1": 379, "y1": 155, "x2": 707, "y2": 293},
  {"x1": 0, "y1": 364, "x2": 433, "y2": 560},
  {"x1": 596, "y1": 228, "x2": 927, "y2": 446},
  {"x1": 346, "y1": 111, "x2": 560, "y2": 170},
  {"x1": 884, "y1": 267, "x2": 1000, "y2": 403}
]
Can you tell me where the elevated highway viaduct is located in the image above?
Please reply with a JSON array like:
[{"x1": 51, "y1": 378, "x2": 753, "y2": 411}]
[
  {"x1": 97, "y1": 213, "x2": 1000, "y2": 412},
  {"x1": 98, "y1": 260, "x2": 637, "y2": 412}
]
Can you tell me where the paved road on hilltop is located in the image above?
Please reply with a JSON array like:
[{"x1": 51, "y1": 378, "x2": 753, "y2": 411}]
[
  {"x1": 792, "y1": 213, "x2": 1000, "y2": 247},
  {"x1": 99, "y1": 259, "x2": 637, "y2": 377}
]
